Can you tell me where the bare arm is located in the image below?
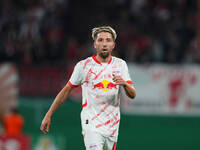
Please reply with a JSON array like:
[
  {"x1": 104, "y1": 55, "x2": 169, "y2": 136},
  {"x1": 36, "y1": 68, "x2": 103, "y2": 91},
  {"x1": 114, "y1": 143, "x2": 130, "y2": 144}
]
[
  {"x1": 123, "y1": 82, "x2": 136, "y2": 99},
  {"x1": 40, "y1": 83, "x2": 74, "y2": 134},
  {"x1": 113, "y1": 74, "x2": 136, "y2": 99}
]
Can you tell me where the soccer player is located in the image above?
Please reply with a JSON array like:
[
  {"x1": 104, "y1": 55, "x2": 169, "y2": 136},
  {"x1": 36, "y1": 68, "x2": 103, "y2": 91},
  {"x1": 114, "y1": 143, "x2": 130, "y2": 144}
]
[{"x1": 40, "y1": 26, "x2": 136, "y2": 150}]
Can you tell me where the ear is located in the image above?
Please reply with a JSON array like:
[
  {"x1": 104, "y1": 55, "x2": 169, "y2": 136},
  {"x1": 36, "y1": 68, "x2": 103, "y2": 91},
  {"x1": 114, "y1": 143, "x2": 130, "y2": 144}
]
[
  {"x1": 94, "y1": 41, "x2": 97, "y2": 49},
  {"x1": 112, "y1": 42, "x2": 115, "y2": 49}
]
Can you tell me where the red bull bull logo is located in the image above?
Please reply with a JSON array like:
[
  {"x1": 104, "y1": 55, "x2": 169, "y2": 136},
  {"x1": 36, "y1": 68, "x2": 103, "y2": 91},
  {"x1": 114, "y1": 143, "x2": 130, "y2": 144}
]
[{"x1": 93, "y1": 80, "x2": 117, "y2": 91}]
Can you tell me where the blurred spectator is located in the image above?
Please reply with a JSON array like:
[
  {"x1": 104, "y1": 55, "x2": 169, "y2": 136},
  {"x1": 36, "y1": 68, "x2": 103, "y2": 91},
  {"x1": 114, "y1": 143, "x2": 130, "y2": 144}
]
[
  {"x1": 65, "y1": 37, "x2": 81, "y2": 64},
  {"x1": 45, "y1": 24, "x2": 65, "y2": 65},
  {"x1": 3, "y1": 107, "x2": 24, "y2": 136}
]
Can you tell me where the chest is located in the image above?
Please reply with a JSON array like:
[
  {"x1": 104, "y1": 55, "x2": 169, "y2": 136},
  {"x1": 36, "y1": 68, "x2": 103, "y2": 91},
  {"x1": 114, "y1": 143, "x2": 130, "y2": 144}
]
[{"x1": 83, "y1": 63, "x2": 122, "y2": 83}]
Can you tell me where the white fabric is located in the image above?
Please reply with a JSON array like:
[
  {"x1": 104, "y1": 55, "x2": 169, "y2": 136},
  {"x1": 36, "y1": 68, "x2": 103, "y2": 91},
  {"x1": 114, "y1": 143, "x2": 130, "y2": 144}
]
[
  {"x1": 69, "y1": 56, "x2": 133, "y2": 139},
  {"x1": 83, "y1": 129, "x2": 116, "y2": 150}
]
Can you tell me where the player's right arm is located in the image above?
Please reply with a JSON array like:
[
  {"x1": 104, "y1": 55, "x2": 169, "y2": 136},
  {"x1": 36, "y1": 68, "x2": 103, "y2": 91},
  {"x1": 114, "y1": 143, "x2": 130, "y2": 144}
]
[
  {"x1": 40, "y1": 83, "x2": 74, "y2": 134},
  {"x1": 40, "y1": 61, "x2": 84, "y2": 134}
]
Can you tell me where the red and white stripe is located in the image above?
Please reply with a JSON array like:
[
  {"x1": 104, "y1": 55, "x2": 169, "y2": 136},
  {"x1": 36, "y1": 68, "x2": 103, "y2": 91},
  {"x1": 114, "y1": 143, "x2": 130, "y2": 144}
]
[{"x1": 0, "y1": 64, "x2": 18, "y2": 112}]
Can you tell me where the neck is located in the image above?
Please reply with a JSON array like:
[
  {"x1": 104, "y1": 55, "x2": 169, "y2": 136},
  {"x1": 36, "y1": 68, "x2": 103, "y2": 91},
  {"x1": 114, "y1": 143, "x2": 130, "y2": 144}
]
[{"x1": 96, "y1": 54, "x2": 111, "y2": 63}]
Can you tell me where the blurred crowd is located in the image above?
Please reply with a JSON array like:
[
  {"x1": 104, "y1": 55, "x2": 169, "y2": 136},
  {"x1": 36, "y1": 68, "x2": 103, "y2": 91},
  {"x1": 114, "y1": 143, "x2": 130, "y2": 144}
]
[{"x1": 0, "y1": 0, "x2": 200, "y2": 66}]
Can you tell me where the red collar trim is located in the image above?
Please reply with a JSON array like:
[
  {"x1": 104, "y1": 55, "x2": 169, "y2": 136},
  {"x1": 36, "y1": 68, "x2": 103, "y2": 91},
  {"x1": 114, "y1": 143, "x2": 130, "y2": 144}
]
[
  {"x1": 92, "y1": 54, "x2": 112, "y2": 65},
  {"x1": 108, "y1": 56, "x2": 112, "y2": 64},
  {"x1": 92, "y1": 54, "x2": 102, "y2": 65}
]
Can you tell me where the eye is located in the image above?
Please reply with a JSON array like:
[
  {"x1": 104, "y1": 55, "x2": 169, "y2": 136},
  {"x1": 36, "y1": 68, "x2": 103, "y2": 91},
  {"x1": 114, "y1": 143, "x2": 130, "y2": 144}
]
[
  {"x1": 106, "y1": 38, "x2": 112, "y2": 42},
  {"x1": 98, "y1": 38, "x2": 103, "y2": 42}
]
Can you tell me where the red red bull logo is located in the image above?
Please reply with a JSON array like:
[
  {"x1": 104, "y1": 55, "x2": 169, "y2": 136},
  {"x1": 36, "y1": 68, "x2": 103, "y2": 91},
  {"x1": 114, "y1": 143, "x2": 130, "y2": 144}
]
[{"x1": 93, "y1": 80, "x2": 117, "y2": 91}]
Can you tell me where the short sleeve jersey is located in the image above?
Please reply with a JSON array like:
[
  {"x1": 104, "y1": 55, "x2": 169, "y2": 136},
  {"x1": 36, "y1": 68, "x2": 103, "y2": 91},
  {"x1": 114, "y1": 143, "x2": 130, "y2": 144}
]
[{"x1": 68, "y1": 55, "x2": 133, "y2": 138}]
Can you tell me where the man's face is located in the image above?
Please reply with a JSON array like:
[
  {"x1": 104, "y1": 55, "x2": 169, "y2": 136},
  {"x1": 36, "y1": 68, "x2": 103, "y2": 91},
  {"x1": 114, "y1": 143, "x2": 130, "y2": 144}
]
[{"x1": 94, "y1": 32, "x2": 115, "y2": 59}]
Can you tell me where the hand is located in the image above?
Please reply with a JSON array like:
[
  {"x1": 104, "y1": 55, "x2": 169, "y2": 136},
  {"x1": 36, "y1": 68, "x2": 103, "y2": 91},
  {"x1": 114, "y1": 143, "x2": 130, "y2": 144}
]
[
  {"x1": 112, "y1": 74, "x2": 127, "y2": 86},
  {"x1": 40, "y1": 114, "x2": 51, "y2": 134}
]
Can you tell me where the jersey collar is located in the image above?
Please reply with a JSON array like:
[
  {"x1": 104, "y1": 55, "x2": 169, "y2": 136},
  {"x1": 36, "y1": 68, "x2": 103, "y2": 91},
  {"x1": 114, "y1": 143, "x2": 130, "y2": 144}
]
[{"x1": 92, "y1": 54, "x2": 112, "y2": 65}]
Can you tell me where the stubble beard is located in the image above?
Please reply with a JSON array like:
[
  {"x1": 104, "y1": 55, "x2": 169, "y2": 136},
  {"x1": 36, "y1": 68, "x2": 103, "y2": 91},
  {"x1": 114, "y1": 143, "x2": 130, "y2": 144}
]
[{"x1": 99, "y1": 51, "x2": 110, "y2": 59}]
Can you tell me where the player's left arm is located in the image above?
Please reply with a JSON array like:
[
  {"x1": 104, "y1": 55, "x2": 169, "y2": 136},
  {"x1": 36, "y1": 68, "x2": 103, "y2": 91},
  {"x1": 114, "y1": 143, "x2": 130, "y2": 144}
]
[{"x1": 113, "y1": 74, "x2": 136, "y2": 99}]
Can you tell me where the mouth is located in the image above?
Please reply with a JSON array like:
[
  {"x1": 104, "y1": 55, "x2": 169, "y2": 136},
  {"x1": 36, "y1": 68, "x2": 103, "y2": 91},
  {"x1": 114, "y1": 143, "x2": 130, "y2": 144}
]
[{"x1": 102, "y1": 48, "x2": 108, "y2": 52}]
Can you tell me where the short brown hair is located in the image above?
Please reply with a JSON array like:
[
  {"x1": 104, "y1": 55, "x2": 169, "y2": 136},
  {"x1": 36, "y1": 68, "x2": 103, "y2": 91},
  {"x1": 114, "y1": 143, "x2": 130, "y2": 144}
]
[{"x1": 92, "y1": 26, "x2": 117, "y2": 41}]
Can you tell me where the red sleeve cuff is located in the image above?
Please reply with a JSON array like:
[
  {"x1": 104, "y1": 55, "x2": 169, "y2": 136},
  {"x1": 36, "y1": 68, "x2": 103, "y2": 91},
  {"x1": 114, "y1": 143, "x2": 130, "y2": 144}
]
[
  {"x1": 126, "y1": 80, "x2": 133, "y2": 84},
  {"x1": 68, "y1": 81, "x2": 79, "y2": 88}
]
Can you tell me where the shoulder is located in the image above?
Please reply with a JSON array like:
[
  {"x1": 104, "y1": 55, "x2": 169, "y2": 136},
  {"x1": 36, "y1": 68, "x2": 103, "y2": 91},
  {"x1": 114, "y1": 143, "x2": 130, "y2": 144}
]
[
  {"x1": 75, "y1": 56, "x2": 93, "y2": 69},
  {"x1": 112, "y1": 56, "x2": 126, "y2": 64},
  {"x1": 78, "y1": 56, "x2": 93, "y2": 64}
]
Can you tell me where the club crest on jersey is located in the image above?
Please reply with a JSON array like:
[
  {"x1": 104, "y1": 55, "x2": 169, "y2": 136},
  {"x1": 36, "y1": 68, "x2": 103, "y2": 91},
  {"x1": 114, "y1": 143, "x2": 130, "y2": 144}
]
[{"x1": 93, "y1": 80, "x2": 117, "y2": 91}]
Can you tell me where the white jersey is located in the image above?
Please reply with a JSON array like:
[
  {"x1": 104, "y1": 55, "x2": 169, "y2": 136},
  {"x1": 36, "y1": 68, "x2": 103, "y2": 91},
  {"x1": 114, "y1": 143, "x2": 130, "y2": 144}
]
[{"x1": 68, "y1": 55, "x2": 133, "y2": 139}]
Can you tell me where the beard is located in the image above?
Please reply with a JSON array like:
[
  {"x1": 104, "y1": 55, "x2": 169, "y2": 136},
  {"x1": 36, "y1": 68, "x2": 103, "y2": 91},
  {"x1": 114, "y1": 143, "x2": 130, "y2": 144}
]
[{"x1": 99, "y1": 51, "x2": 110, "y2": 59}]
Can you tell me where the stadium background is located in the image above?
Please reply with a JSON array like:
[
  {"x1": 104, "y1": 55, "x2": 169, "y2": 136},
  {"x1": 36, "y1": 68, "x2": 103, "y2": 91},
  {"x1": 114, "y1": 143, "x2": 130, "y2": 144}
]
[{"x1": 0, "y1": 0, "x2": 200, "y2": 150}]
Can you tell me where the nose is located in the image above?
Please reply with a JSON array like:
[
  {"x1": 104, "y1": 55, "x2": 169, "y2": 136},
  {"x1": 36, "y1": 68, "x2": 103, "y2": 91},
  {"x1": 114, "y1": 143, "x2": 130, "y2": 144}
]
[{"x1": 102, "y1": 41, "x2": 107, "y2": 47}]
